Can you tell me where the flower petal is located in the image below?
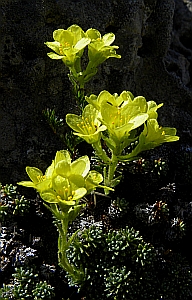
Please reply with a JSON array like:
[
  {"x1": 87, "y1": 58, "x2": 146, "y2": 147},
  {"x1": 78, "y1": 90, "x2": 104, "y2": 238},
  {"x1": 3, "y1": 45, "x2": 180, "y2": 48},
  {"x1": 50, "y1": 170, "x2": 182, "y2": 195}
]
[
  {"x1": 102, "y1": 33, "x2": 115, "y2": 46},
  {"x1": 71, "y1": 155, "x2": 90, "y2": 177},
  {"x1": 47, "y1": 52, "x2": 64, "y2": 59},
  {"x1": 17, "y1": 181, "x2": 36, "y2": 188},
  {"x1": 86, "y1": 28, "x2": 101, "y2": 40},
  {"x1": 66, "y1": 114, "x2": 84, "y2": 133},
  {"x1": 75, "y1": 37, "x2": 91, "y2": 51},
  {"x1": 40, "y1": 191, "x2": 58, "y2": 203},
  {"x1": 85, "y1": 170, "x2": 103, "y2": 193},
  {"x1": 55, "y1": 150, "x2": 71, "y2": 164},
  {"x1": 26, "y1": 167, "x2": 43, "y2": 184},
  {"x1": 44, "y1": 41, "x2": 61, "y2": 54},
  {"x1": 68, "y1": 24, "x2": 86, "y2": 41},
  {"x1": 73, "y1": 187, "x2": 87, "y2": 200},
  {"x1": 53, "y1": 29, "x2": 74, "y2": 46}
]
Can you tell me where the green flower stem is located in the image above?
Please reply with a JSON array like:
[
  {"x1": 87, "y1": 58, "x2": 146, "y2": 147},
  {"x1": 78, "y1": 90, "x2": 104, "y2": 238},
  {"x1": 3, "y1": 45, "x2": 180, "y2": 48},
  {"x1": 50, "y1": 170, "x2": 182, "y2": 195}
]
[
  {"x1": 68, "y1": 72, "x2": 86, "y2": 109},
  {"x1": 92, "y1": 141, "x2": 111, "y2": 164},
  {"x1": 57, "y1": 218, "x2": 84, "y2": 283},
  {"x1": 108, "y1": 153, "x2": 118, "y2": 183},
  {"x1": 104, "y1": 152, "x2": 118, "y2": 194}
]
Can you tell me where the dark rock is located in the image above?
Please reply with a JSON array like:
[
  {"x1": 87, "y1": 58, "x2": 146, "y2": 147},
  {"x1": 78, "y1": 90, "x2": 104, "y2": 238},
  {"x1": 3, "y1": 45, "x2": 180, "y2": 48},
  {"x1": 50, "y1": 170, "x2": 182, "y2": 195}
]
[{"x1": 0, "y1": 0, "x2": 191, "y2": 193}]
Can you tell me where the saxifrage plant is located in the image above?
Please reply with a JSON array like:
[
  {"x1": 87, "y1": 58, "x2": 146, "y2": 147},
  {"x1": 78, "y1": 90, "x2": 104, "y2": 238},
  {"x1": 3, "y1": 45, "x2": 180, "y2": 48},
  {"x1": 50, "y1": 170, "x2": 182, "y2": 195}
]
[{"x1": 18, "y1": 24, "x2": 180, "y2": 294}]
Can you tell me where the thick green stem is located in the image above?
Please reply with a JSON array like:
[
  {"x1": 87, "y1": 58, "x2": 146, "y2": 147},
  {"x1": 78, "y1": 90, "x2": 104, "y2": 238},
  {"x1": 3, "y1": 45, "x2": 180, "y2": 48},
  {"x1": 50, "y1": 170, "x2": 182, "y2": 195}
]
[
  {"x1": 57, "y1": 219, "x2": 84, "y2": 283},
  {"x1": 108, "y1": 153, "x2": 118, "y2": 183},
  {"x1": 104, "y1": 152, "x2": 118, "y2": 194},
  {"x1": 92, "y1": 140, "x2": 111, "y2": 165}
]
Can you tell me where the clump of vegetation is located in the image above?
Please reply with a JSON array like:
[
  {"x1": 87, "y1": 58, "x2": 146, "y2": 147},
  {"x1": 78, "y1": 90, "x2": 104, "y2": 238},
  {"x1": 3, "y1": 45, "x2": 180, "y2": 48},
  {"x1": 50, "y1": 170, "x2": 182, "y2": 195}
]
[
  {"x1": 0, "y1": 183, "x2": 30, "y2": 222},
  {"x1": 0, "y1": 266, "x2": 55, "y2": 300},
  {"x1": 1, "y1": 23, "x2": 190, "y2": 300},
  {"x1": 66, "y1": 225, "x2": 192, "y2": 300}
]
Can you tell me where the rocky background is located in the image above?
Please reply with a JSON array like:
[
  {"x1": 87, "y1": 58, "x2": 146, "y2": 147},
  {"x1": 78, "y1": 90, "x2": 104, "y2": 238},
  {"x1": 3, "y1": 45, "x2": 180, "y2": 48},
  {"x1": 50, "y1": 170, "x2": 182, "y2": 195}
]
[{"x1": 0, "y1": 0, "x2": 191, "y2": 194}]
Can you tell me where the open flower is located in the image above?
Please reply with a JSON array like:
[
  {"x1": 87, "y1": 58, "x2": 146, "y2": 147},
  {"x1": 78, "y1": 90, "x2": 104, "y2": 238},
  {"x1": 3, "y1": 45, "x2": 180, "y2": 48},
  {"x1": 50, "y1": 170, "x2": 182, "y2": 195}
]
[
  {"x1": 45, "y1": 25, "x2": 90, "y2": 67},
  {"x1": 118, "y1": 119, "x2": 179, "y2": 161},
  {"x1": 40, "y1": 176, "x2": 87, "y2": 206},
  {"x1": 101, "y1": 102, "x2": 148, "y2": 143},
  {"x1": 83, "y1": 29, "x2": 121, "y2": 80},
  {"x1": 86, "y1": 29, "x2": 121, "y2": 65},
  {"x1": 98, "y1": 92, "x2": 148, "y2": 143},
  {"x1": 17, "y1": 165, "x2": 53, "y2": 192},
  {"x1": 66, "y1": 104, "x2": 107, "y2": 144},
  {"x1": 138, "y1": 119, "x2": 180, "y2": 150},
  {"x1": 18, "y1": 150, "x2": 106, "y2": 207},
  {"x1": 85, "y1": 90, "x2": 165, "y2": 147},
  {"x1": 85, "y1": 90, "x2": 134, "y2": 111}
]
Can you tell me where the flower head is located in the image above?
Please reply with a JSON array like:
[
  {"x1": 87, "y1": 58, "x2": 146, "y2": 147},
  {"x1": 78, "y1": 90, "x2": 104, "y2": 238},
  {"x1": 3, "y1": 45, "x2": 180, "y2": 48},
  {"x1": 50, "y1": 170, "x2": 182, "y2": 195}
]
[
  {"x1": 86, "y1": 90, "x2": 134, "y2": 111},
  {"x1": 18, "y1": 150, "x2": 105, "y2": 207},
  {"x1": 118, "y1": 119, "x2": 179, "y2": 161},
  {"x1": 139, "y1": 119, "x2": 180, "y2": 150},
  {"x1": 86, "y1": 29, "x2": 121, "y2": 66},
  {"x1": 82, "y1": 29, "x2": 121, "y2": 80},
  {"x1": 88, "y1": 91, "x2": 147, "y2": 143},
  {"x1": 66, "y1": 104, "x2": 107, "y2": 144},
  {"x1": 45, "y1": 25, "x2": 90, "y2": 67}
]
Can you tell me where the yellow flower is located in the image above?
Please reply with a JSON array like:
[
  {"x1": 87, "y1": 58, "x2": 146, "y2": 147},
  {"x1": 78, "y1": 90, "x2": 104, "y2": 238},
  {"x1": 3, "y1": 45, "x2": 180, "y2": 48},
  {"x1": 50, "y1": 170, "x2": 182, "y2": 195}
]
[
  {"x1": 45, "y1": 25, "x2": 90, "y2": 67},
  {"x1": 18, "y1": 150, "x2": 106, "y2": 206},
  {"x1": 66, "y1": 104, "x2": 107, "y2": 144}
]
